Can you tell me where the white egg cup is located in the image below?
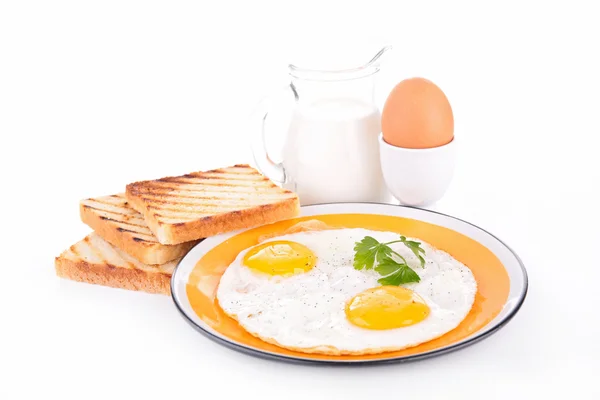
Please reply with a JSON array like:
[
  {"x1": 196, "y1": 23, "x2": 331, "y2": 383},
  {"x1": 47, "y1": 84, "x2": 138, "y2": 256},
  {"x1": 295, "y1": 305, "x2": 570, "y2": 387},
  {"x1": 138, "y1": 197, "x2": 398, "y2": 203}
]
[{"x1": 378, "y1": 134, "x2": 456, "y2": 207}]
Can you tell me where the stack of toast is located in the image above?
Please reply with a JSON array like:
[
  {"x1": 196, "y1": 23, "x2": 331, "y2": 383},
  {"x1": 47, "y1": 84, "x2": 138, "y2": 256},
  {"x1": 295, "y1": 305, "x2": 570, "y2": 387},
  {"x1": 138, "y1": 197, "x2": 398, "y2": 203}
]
[{"x1": 55, "y1": 164, "x2": 300, "y2": 295}]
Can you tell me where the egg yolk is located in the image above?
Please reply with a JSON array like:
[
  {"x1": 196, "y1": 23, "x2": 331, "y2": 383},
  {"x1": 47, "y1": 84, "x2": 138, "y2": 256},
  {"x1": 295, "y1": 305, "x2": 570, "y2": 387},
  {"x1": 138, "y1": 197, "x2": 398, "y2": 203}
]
[
  {"x1": 243, "y1": 241, "x2": 316, "y2": 276},
  {"x1": 345, "y1": 286, "x2": 430, "y2": 330}
]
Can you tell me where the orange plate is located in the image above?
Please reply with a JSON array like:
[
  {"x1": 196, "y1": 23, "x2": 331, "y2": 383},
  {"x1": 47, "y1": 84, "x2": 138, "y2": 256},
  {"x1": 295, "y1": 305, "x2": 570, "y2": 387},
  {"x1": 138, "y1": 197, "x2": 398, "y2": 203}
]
[{"x1": 173, "y1": 206, "x2": 527, "y2": 365}]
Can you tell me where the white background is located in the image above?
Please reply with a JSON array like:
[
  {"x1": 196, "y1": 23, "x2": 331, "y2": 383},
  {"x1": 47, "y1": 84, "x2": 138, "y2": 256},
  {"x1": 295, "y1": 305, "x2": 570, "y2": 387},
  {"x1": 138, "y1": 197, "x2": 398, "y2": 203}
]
[{"x1": 1, "y1": 1, "x2": 599, "y2": 399}]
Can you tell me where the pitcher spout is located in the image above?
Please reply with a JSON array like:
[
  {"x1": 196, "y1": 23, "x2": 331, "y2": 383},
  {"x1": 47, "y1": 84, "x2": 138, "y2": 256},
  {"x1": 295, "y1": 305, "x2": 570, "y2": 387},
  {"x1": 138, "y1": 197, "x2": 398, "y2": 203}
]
[
  {"x1": 364, "y1": 45, "x2": 393, "y2": 70},
  {"x1": 288, "y1": 44, "x2": 392, "y2": 81}
]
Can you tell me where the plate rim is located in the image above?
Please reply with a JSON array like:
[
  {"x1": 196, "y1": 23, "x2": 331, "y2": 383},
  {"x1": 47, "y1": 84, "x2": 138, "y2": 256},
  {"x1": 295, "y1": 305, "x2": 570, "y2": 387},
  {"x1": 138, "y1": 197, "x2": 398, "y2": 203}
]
[{"x1": 170, "y1": 202, "x2": 528, "y2": 365}]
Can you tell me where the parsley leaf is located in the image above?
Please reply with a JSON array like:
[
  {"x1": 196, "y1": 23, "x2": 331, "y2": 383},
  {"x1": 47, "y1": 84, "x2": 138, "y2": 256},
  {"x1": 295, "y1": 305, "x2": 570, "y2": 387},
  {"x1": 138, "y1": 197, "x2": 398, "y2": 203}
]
[
  {"x1": 353, "y1": 235, "x2": 426, "y2": 286},
  {"x1": 377, "y1": 264, "x2": 421, "y2": 286},
  {"x1": 373, "y1": 253, "x2": 401, "y2": 275},
  {"x1": 399, "y1": 236, "x2": 426, "y2": 268},
  {"x1": 375, "y1": 245, "x2": 393, "y2": 264},
  {"x1": 375, "y1": 252, "x2": 421, "y2": 285},
  {"x1": 353, "y1": 236, "x2": 381, "y2": 270}
]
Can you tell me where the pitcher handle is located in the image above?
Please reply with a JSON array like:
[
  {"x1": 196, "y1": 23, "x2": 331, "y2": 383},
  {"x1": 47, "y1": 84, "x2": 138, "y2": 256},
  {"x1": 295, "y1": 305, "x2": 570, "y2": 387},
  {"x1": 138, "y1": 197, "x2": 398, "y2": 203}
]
[{"x1": 250, "y1": 84, "x2": 296, "y2": 185}]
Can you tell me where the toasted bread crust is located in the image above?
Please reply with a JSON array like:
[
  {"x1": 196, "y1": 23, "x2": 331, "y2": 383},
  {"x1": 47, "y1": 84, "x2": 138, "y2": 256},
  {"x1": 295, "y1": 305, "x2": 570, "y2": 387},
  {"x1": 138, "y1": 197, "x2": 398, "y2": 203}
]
[
  {"x1": 55, "y1": 256, "x2": 171, "y2": 295},
  {"x1": 55, "y1": 234, "x2": 179, "y2": 295},
  {"x1": 125, "y1": 164, "x2": 300, "y2": 245},
  {"x1": 79, "y1": 197, "x2": 197, "y2": 264}
]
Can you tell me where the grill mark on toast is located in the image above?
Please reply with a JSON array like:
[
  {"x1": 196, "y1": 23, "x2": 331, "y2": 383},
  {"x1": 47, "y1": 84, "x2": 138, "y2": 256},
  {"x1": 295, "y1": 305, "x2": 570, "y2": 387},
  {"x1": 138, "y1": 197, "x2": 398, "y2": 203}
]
[
  {"x1": 82, "y1": 198, "x2": 134, "y2": 211},
  {"x1": 84, "y1": 195, "x2": 129, "y2": 207},
  {"x1": 84, "y1": 205, "x2": 147, "y2": 225},
  {"x1": 71, "y1": 240, "x2": 103, "y2": 264},
  {"x1": 84, "y1": 235, "x2": 108, "y2": 266},
  {"x1": 162, "y1": 176, "x2": 261, "y2": 183},
  {"x1": 156, "y1": 215, "x2": 207, "y2": 224},
  {"x1": 142, "y1": 198, "x2": 253, "y2": 209},
  {"x1": 159, "y1": 173, "x2": 265, "y2": 183},
  {"x1": 148, "y1": 203, "x2": 275, "y2": 219},
  {"x1": 197, "y1": 175, "x2": 268, "y2": 181},
  {"x1": 190, "y1": 172, "x2": 265, "y2": 180},
  {"x1": 142, "y1": 198, "x2": 274, "y2": 212},
  {"x1": 148, "y1": 206, "x2": 217, "y2": 219},
  {"x1": 110, "y1": 222, "x2": 154, "y2": 236},
  {"x1": 88, "y1": 234, "x2": 125, "y2": 268},
  {"x1": 129, "y1": 184, "x2": 277, "y2": 196},
  {"x1": 141, "y1": 180, "x2": 274, "y2": 190},
  {"x1": 97, "y1": 214, "x2": 148, "y2": 228},
  {"x1": 115, "y1": 227, "x2": 157, "y2": 242},
  {"x1": 69, "y1": 243, "x2": 81, "y2": 259},
  {"x1": 134, "y1": 198, "x2": 296, "y2": 222},
  {"x1": 136, "y1": 197, "x2": 295, "y2": 221},
  {"x1": 112, "y1": 225, "x2": 153, "y2": 235},
  {"x1": 82, "y1": 203, "x2": 138, "y2": 217},
  {"x1": 141, "y1": 190, "x2": 291, "y2": 199},
  {"x1": 136, "y1": 178, "x2": 273, "y2": 188},
  {"x1": 130, "y1": 187, "x2": 292, "y2": 202},
  {"x1": 98, "y1": 235, "x2": 145, "y2": 270},
  {"x1": 141, "y1": 200, "x2": 277, "y2": 212}
]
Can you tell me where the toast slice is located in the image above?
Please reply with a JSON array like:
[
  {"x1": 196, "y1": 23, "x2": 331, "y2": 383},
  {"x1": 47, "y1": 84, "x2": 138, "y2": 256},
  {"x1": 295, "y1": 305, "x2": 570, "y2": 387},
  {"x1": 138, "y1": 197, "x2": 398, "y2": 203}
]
[
  {"x1": 80, "y1": 193, "x2": 198, "y2": 264},
  {"x1": 125, "y1": 164, "x2": 300, "y2": 245},
  {"x1": 55, "y1": 233, "x2": 178, "y2": 295}
]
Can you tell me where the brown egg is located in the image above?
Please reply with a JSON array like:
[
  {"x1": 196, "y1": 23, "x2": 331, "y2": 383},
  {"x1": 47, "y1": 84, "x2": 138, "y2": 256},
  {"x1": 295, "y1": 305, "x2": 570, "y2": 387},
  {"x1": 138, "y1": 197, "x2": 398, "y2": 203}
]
[{"x1": 381, "y1": 78, "x2": 454, "y2": 149}]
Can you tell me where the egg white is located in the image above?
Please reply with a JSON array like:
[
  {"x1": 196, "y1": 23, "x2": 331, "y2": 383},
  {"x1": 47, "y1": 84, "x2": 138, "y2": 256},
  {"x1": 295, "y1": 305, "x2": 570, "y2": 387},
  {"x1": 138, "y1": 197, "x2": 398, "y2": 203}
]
[{"x1": 215, "y1": 228, "x2": 477, "y2": 355}]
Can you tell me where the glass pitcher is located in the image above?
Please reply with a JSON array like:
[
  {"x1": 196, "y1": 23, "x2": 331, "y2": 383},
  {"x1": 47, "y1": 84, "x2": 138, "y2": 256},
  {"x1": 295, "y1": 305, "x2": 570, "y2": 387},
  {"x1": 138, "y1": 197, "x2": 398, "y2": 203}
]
[{"x1": 251, "y1": 46, "x2": 392, "y2": 205}]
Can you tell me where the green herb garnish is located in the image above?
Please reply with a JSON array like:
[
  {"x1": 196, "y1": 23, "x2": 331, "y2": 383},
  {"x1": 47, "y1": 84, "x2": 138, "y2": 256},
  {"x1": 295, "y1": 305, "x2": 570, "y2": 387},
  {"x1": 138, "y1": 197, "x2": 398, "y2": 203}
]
[{"x1": 353, "y1": 236, "x2": 426, "y2": 285}]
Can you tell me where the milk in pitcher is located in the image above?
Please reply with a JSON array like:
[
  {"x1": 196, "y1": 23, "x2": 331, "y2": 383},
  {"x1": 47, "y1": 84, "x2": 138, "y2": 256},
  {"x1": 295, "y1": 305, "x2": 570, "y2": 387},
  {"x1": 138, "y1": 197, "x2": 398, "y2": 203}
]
[{"x1": 282, "y1": 98, "x2": 388, "y2": 205}]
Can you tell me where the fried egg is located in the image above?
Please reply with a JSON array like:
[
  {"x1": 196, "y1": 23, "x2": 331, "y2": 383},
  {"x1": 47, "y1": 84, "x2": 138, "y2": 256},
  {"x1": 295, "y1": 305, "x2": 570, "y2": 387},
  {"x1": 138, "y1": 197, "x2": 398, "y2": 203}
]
[{"x1": 216, "y1": 228, "x2": 477, "y2": 355}]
